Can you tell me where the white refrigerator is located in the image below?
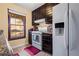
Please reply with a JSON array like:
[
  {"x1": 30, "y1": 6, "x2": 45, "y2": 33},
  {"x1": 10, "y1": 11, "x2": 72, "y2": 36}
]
[{"x1": 53, "y1": 3, "x2": 79, "y2": 56}]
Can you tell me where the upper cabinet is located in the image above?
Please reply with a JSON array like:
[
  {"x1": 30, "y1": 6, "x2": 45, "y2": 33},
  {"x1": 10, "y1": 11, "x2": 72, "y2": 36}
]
[{"x1": 32, "y1": 3, "x2": 58, "y2": 25}]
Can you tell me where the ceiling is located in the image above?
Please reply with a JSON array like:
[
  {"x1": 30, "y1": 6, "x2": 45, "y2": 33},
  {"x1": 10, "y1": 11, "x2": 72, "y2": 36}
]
[{"x1": 16, "y1": 3, "x2": 45, "y2": 11}]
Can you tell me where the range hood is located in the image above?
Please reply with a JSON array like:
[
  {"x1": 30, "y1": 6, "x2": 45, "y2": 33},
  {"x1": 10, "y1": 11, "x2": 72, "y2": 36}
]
[{"x1": 34, "y1": 18, "x2": 45, "y2": 23}]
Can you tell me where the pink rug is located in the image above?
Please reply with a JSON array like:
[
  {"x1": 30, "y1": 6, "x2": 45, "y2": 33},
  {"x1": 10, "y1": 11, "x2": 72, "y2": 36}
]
[{"x1": 24, "y1": 46, "x2": 40, "y2": 56}]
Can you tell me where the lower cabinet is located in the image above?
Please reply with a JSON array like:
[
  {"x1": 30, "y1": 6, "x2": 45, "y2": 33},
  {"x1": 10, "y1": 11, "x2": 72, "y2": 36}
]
[
  {"x1": 42, "y1": 33, "x2": 52, "y2": 55},
  {"x1": 28, "y1": 30, "x2": 32, "y2": 44}
]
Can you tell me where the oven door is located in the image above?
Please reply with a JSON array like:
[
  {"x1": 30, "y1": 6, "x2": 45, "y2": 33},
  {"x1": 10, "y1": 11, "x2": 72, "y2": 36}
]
[{"x1": 32, "y1": 33, "x2": 42, "y2": 45}]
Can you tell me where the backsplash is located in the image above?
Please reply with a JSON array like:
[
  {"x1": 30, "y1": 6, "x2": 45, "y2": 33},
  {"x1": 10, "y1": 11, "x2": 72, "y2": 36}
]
[
  {"x1": 37, "y1": 22, "x2": 52, "y2": 33},
  {"x1": 38, "y1": 22, "x2": 49, "y2": 27}
]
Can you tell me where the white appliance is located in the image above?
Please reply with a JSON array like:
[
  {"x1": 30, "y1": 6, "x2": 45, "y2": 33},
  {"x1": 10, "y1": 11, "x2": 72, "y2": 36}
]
[
  {"x1": 53, "y1": 3, "x2": 79, "y2": 56},
  {"x1": 32, "y1": 31, "x2": 42, "y2": 50}
]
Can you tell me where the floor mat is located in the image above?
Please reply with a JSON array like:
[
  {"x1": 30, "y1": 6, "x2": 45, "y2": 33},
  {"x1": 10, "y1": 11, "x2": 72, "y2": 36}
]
[{"x1": 24, "y1": 45, "x2": 40, "y2": 56}]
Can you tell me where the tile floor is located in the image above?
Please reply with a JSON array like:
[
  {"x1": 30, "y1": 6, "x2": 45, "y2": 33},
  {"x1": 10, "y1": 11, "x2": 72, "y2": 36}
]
[{"x1": 13, "y1": 44, "x2": 51, "y2": 56}]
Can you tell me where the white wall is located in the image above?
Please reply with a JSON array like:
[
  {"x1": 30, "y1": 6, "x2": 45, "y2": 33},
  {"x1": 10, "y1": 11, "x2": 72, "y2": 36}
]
[{"x1": 0, "y1": 3, "x2": 32, "y2": 48}]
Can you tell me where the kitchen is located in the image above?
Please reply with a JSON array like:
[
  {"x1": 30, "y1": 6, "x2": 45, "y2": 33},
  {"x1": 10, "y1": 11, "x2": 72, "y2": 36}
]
[
  {"x1": 0, "y1": 3, "x2": 58, "y2": 56},
  {"x1": 0, "y1": 3, "x2": 79, "y2": 56},
  {"x1": 28, "y1": 3, "x2": 58, "y2": 55}
]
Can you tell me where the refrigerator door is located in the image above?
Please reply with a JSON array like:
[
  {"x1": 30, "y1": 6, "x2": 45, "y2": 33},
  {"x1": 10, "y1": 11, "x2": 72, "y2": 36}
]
[
  {"x1": 53, "y1": 3, "x2": 68, "y2": 56},
  {"x1": 69, "y1": 3, "x2": 79, "y2": 56}
]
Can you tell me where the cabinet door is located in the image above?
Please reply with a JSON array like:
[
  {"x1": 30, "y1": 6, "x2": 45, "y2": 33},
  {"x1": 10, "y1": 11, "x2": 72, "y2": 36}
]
[
  {"x1": 40, "y1": 5, "x2": 46, "y2": 18},
  {"x1": 45, "y1": 4, "x2": 53, "y2": 24},
  {"x1": 45, "y1": 4, "x2": 53, "y2": 17},
  {"x1": 32, "y1": 12, "x2": 35, "y2": 25},
  {"x1": 32, "y1": 10, "x2": 39, "y2": 25}
]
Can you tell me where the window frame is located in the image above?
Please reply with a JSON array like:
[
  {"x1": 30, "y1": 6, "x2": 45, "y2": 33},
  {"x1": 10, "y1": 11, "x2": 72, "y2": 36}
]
[{"x1": 8, "y1": 11, "x2": 26, "y2": 41}]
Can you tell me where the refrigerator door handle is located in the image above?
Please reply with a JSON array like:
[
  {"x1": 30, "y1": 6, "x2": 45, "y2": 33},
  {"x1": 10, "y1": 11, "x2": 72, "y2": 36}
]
[
  {"x1": 69, "y1": 8, "x2": 74, "y2": 55},
  {"x1": 69, "y1": 9, "x2": 75, "y2": 50},
  {"x1": 64, "y1": 8, "x2": 69, "y2": 55}
]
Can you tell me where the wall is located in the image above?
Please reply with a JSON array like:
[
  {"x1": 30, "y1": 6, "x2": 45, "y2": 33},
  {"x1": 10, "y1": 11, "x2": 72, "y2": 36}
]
[{"x1": 0, "y1": 3, "x2": 32, "y2": 48}]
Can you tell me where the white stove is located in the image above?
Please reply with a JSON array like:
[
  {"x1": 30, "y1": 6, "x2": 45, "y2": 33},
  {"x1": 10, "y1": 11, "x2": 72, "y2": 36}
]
[{"x1": 32, "y1": 31, "x2": 42, "y2": 50}]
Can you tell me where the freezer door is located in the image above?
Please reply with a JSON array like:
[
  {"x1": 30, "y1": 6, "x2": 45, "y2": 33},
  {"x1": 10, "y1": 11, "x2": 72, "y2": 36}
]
[
  {"x1": 53, "y1": 3, "x2": 68, "y2": 56},
  {"x1": 69, "y1": 3, "x2": 79, "y2": 56}
]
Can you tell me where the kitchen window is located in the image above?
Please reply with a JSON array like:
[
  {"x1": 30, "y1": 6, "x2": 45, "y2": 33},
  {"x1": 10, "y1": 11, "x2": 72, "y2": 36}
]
[{"x1": 8, "y1": 12, "x2": 26, "y2": 41}]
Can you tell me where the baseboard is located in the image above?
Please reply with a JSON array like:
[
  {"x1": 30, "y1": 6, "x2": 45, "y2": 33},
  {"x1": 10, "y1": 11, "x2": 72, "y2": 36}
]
[{"x1": 12, "y1": 44, "x2": 26, "y2": 49}]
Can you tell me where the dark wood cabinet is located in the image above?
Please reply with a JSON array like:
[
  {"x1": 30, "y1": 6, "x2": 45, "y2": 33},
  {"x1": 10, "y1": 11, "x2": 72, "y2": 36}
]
[
  {"x1": 28, "y1": 31, "x2": 32, "y2": 44},
  {"x1": 42, "y1": 33, "x2": 52, "y2": 55},
  {"x1": 32, "y1": 3, "x2": 58, "y2": 25}
]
